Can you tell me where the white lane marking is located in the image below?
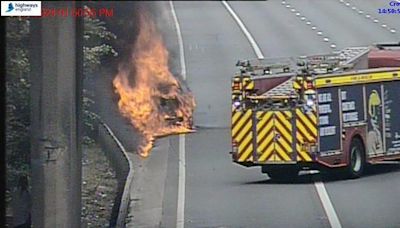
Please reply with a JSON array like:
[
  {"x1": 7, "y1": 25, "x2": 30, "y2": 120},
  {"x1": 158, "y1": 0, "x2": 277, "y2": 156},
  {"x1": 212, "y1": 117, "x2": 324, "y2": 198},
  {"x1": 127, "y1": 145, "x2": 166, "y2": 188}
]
[
  {"x1": 282, "y1": 4, "x2": 336, "y2": 49},
  {"x1": 304, "y1": 170, "x2": 342, "y2": 228},
  {"x1": 221, "y1": 2, "x2": 342, "y2": 227},
  {"x1": 169, "y1": 1, "x2": 186, "y2": 228},
  {"x1": 314, "y1": 181, "x2": 343, "y2": 228},
  {"x1": 170, "y1": 1, "x2": 186, "y2": 80},
  {"x1": 342, "y1": 1, "x2": 396, "y2": 36},
  {"x1": 222, "y1": 2, "x2": 342, "y2": 225},
  {"x1": 221, "y1": 1, "x2": 265, "y2": 59},
  {"x1": 177, "y1": 134, "x2": 186, "y2": 228}
]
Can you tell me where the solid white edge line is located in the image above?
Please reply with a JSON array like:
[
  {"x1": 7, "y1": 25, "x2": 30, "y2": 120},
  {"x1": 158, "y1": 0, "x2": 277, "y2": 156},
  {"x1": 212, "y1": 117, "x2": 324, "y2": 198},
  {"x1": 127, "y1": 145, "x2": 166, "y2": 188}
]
[
  {"x1": 221, "y1": 1, "x2": 343, "y2": 226},
  {"x1": 172, "y1": 2, "x2": 342, "y2": 228},
  {"x1": 177, "y1": 134, "x2": 185, "y2": 228},
  {"x1": 170, "y1": 1, "x2": 186, "y2": 80},
  {"x1": 169, "y1": 1, "x2": 186, "y2": 228},
  {"x1": 314, "y1": 181, "x2": 343, "y2": 228},
  {"x1": 221, "y1": 1, "x2": 265, "y2": 59}
]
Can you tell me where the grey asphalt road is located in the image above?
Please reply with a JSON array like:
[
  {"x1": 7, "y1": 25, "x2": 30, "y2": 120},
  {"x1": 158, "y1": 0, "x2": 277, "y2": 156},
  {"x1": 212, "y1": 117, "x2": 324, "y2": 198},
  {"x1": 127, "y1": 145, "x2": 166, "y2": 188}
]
[
  {"x1": 96, "y1": 1, "x2": 400, "y2": 227},
  {"x1": 156, "y1": 1, "x2": 400, "y2": 228},
  {"x1": 160, "y1": 2, "x2": 329, "y2": 227},
  {"x1": 349, "y1": 0, "x2": 400, "y2": 34}
]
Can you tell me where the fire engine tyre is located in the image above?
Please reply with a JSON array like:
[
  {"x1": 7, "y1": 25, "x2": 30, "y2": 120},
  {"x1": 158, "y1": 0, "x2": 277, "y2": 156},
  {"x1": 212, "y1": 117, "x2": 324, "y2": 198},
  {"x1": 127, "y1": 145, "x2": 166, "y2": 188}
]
[
  {"x1": 346, "y1": 138, "x2": 365, "y2": 178},
  {"x1": 264, "y1": 167, "x2": 299, "y2": 181}
]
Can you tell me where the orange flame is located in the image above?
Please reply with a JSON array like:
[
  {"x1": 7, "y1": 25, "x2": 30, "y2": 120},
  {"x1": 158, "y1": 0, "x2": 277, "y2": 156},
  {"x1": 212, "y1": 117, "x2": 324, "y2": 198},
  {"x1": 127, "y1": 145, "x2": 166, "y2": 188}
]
[{"x1": 113, "y1": 12, "x2": 195, "y2": 157}]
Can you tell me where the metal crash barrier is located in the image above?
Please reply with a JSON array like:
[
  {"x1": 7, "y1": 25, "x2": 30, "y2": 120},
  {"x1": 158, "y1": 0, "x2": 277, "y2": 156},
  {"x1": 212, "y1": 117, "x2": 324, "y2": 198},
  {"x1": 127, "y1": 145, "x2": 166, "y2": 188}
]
[{"x1": 98, "y1": 121, "x2": 134, "y2": 228}]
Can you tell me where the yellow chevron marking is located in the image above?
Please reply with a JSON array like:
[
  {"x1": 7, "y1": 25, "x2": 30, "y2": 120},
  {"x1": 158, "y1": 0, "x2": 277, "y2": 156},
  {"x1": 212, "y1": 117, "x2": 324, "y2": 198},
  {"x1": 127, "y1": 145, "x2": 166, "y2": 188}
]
[
  {"x1": 275, "y1": 143, "x2": 291, "y2": 161},
  {"x1": 242, "y1": 77, "x2": 254, "y2": 88},
  {"x1": 258, "y1": 131, "x2": 274, "y2": 153},
  {"x1": 238, "y1": 144, "x2": 253, "y2": 162},
  {"x1": 236, "y1": 119, "x2": 252, "y2": 143},
  {"x1": 257, "y1": 121, "x2": 274, "y2": 144},
  {"x1": 296, "y1": 110, "x2": 317, "y2": 137},
  {"x1": 296, "y1": 119, "x2": 314, "y2": 142},
  {"x1": 238, "y1": 131, "x2": 252, "y2": 152},
  {"x1": 296, "y1": 144, "x2": 312, "y2": 162},
  {"x1": 293, "y1": 83, "x2": 301, "y2": 90},
  {"x1": 308, "y1": 111, "x2": 317, "y2": 124},
  {"x1": 256, "y1": 112, "x2": 273, "y2": 131},
  {"x1": 258, "y1": 143, "x2": 274, "y2": 161},
  {"x1": 285, "y1": 111, "x2": 292, "y2": 118},
  {"x1": 274, "y1": 119, "x2": 292, "y2": 144},
  {"x1": 277, "y1": 136, "x2": 292, "y2": 153},
  {"x1": 296, "y1": 144, "x2": 302, "y2": 153},
  {"x1": 232, "y1": 111, "x2": 242, "y2": 126},
  {"x1": 232, "y1": 110, "x2": 252, "y2": 137},
  {"x1": 296, "y1": 132, "x2": 305, "y2": 144},
  {"x1": 257, "y1": 111, "x2": 273, "y2": 125},
  {"x1": 275, "y1": 112, "x2": 292, "y2": 130},
  {"x1": 301, "y1": 152, "x2": 312, "y2": 161},
  {"x1": 244, "y1": 81, "x2": 255, "y2": 90}
]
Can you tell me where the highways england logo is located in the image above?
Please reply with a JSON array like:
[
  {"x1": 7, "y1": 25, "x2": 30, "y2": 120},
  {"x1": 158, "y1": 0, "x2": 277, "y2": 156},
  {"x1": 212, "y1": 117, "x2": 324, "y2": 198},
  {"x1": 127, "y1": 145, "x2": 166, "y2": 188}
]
[{"x1": 1, "y1": 1, "x2": 41, "y2": 16}]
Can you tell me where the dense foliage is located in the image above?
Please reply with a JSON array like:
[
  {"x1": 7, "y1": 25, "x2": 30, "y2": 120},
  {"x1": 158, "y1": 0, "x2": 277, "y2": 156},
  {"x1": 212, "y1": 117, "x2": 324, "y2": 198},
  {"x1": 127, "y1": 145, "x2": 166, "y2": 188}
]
[
  {"x1": 6, "y1": 18, "x2": 31, "y2": 194},
  {"x1": 83, "y1": 8, "x2": 118, "y2": 143},
  {"x1": 6, "y1": 9, "x2": 118, "y2": 194}
]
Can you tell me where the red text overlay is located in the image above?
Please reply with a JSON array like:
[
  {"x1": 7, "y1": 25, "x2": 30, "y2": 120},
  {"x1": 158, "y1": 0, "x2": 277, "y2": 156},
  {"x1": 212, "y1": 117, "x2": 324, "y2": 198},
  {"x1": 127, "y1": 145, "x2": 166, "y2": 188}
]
[{"x1": 41, "y1": 7, "x2": 113, "y2": 18}]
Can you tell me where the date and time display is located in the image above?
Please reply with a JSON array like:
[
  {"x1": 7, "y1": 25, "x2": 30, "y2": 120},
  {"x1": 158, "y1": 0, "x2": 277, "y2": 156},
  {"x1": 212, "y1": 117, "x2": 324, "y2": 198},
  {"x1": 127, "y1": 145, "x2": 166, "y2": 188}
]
[{"x1": 378, "y1": 1, "x2": 400, "y2": 14}]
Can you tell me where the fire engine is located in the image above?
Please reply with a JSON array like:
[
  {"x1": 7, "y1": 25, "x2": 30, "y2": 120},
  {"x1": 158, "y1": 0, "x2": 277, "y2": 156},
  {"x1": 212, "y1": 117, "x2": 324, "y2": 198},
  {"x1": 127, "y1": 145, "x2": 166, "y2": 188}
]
[{"x1": 230, "y1": 43, "x2": 400, "y2": 179}]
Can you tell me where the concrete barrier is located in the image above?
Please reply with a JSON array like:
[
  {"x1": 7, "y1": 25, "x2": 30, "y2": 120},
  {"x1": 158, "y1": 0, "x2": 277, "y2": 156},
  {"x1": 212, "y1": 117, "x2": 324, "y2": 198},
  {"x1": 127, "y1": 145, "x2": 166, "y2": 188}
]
[{"x1": 98, "y1": 121, "x2": 134, "y2": 228}]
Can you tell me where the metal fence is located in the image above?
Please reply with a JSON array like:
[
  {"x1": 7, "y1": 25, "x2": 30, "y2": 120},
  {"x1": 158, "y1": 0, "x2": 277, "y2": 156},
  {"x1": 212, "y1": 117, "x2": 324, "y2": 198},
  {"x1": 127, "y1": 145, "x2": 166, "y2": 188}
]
[{"x1": 98, "y1": 121, "x2": 134, "y2": 228}]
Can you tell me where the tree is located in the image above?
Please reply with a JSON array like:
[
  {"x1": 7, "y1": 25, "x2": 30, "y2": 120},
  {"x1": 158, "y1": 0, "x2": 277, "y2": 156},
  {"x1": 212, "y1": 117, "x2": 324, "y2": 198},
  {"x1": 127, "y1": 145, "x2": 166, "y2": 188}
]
[
  {"x1": 5, "y1": 7, "x2": 118, "y2": 193},
  {"x1": 5, "y1": 17, "x2": 31, "y2": 201},
  {"x1": 83, "y1": 5, "x2": 118, "y2": 144}
]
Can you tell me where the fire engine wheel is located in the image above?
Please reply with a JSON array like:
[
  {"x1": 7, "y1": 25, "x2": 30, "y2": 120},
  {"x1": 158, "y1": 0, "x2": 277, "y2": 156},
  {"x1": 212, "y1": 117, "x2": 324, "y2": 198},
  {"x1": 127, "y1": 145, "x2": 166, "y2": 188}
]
[
  {"x1": 346, "y1": 138, "x2": 365, "y2": 178},
  {"x1": 264, "y1": 167, "x2": 299, "y2": 181}
]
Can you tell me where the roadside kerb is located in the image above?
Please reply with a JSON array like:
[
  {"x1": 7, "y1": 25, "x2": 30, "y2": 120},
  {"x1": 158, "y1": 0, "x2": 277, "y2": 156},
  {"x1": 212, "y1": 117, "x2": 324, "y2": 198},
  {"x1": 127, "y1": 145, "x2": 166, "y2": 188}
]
[{"x1": 98, "y1": 121, "x2": 134, "y2": 228}]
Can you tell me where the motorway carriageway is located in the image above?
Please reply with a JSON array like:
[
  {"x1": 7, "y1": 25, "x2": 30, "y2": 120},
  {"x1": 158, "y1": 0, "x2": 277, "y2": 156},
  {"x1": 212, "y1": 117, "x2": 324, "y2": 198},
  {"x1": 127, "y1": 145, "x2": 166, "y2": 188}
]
[{"x1": 123, "y1": 1, "x2": 400, "y2": 227}]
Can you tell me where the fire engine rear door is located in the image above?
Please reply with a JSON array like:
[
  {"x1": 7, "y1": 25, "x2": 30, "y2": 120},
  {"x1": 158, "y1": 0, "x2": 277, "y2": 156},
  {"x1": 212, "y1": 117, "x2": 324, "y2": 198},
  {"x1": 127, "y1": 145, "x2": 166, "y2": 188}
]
[{"x1": 255, "y1": 110, "x2": 296, "y2": 162}]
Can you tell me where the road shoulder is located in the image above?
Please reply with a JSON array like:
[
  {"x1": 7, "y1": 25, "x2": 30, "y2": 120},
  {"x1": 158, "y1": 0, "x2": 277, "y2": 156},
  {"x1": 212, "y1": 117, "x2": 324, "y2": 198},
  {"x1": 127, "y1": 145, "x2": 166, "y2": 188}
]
[{"x1": 125, "y1": 138, "x2": 170, "y2": 228}]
